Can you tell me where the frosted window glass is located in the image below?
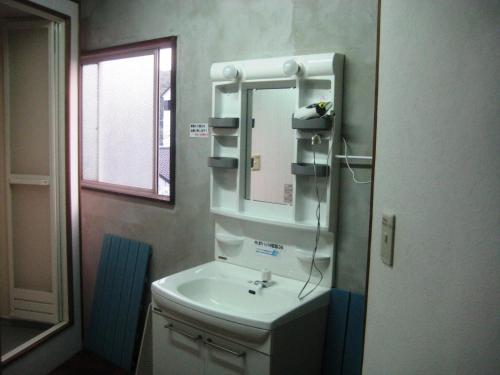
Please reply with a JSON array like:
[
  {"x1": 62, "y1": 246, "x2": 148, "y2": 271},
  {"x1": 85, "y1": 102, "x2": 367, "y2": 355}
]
[
  {"x1": 82, "y1": 46, "x2": 174, "y2": 199},
  {"x1": 82, "y1": 64, "x2": 98, "y2": 180},
  {"x1": 9, "y1": 28, "x2": 50, "y2": 175},
  {"x1": 12, "y1": 185, "x2": 52, "y2": 292},
  {"x1": 98, "y1": 55, "x2": 155, "y2": 189}
]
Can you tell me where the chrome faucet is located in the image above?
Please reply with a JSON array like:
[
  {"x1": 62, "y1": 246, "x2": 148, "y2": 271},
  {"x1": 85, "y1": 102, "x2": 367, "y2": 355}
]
[
  {"x1": 254, "y1": 268, "x2": 272, "y2": 288},
  {"x1": 253, "y1": 280, "x2": 270, "y2": 288}
]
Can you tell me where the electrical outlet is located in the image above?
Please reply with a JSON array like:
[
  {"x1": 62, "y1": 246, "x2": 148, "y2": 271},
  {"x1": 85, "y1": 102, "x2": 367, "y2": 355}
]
[{"x1": 381, "y1": 212, "x2": 395, "y2": 266}]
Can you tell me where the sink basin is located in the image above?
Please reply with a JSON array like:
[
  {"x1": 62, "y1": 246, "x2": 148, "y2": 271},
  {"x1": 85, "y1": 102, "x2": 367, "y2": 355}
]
[{"x1": 151, "y1": 261, "x2": 329, "y2": 333}]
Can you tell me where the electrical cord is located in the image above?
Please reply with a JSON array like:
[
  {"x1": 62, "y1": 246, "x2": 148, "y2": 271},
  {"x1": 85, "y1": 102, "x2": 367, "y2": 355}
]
[
  {"x1": 298, "y1": 148, "x2": 324, "y2": 300},
  {"x1": 343, "y1": 137, "x2": 371, "y2": 184},
  {"x1": 297, "y1": 113, "x2": 334, "y2": 300},
  {"x1": 298, "y1": 132, "x2": 370, "y2": 300}
]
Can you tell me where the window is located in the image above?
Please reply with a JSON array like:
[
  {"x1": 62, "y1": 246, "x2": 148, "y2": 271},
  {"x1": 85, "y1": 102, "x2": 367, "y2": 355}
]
[{"x1": 80, "y1": 37, "x2": 176, "y2": 202}]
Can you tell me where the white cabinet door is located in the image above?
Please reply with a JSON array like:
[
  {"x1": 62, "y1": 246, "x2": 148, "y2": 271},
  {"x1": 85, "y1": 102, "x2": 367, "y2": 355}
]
[
  {"x1": 204, "y1": 335, "x2": 270, "y2": 375},
  {"x1": 153, "y1": 313, "x2": 205, "y2": 375}
]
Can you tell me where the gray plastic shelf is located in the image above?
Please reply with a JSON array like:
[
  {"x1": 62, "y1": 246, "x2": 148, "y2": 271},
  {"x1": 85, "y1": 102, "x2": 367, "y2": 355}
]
[
  {"x1": 292, "y1": 117, "x2": 332, "y2": 131},
  {"x1": 208, "y1": 117, "x2": 239, "y2": 129},
  {"x1": 291, "y1": 163, "x2": 329, "y2": 177},
  {"x1": 208, "y1": 157, "x2": 238, "y2": 169}
]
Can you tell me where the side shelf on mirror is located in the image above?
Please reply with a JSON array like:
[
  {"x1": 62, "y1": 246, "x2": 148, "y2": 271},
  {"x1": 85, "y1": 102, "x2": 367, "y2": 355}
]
[{"x1": 208, "y1": 117, "x2": 239, "y2": 129}]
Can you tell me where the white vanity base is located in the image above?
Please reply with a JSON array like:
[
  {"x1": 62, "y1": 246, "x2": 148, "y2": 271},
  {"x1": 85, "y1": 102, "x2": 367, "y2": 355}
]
[{"x1": 152, "y1": 303, "x2": 327, "y2": 375}]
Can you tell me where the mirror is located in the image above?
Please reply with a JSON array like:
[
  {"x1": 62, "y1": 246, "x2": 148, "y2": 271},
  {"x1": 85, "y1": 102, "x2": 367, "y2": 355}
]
[{"x1": 244, "y1": 87, "x2": 296, "y2": 205}]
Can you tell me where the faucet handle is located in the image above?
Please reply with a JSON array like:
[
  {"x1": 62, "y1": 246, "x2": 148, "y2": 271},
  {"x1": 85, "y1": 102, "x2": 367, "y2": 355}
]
[{"x1": 261, "y1": 268, "x2": 272, "y2": 282}]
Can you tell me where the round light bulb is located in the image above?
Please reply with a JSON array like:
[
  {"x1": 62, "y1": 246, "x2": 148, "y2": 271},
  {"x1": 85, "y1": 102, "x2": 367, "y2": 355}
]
[
  {"x1": 223, "y1": 65, "x2": 238, "y2": 80},
  {"x1": 283, "y1": 59, "x2": 300, "y2": 76}
]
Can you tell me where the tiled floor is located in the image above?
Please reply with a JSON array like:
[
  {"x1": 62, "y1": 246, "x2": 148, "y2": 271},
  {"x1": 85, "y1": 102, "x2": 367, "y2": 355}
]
[
  {"x1": 48, "y1": 351, "x2": 126, "y2": 375},
  {"x1": 0, "y1": 318, "x2": 52, "y2": 356}
]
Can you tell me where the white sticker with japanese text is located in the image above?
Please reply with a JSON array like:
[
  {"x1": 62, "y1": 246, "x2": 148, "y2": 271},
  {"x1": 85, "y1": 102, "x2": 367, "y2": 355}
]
[
  {"x1": 189, "y1": 123, "x2": 209, "y2": 138},
  {"x1": 254, "y1": 240, "x2": 284, "y2": 257}
]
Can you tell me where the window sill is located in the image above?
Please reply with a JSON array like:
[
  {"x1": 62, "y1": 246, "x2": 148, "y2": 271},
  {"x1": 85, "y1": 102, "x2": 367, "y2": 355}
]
[{"x1": 80, "y1": 180, "x2": 173, "y2": 204}]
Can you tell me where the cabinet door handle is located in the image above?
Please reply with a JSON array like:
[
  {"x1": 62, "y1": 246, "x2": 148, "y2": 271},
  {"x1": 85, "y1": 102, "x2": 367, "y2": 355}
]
[
  {"x1": 165, "y1": 323, "x2": 202, "y2": 341},
  {"x1": 205, "y1": 338, "x2": 245, "y2": 357}
]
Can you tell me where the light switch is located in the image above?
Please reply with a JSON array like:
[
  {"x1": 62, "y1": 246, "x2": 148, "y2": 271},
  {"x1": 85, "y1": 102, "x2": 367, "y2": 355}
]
[{"x1": 381, "y1": 212, "x2": 395, "y2": 266}]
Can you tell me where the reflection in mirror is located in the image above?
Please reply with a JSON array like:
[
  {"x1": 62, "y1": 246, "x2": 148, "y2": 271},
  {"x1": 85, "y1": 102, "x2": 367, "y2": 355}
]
[{"x1": 245, "y1": 87, "x2": 296, "y2": 205}]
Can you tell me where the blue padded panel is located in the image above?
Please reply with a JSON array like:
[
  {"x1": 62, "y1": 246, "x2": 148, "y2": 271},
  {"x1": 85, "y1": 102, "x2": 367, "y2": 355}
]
[
  {"x1": 322, "y1": 289, "x2": 351, "y2": 375},
  {"x1": 85, "y1": 234, "x2": 151, "y2": 371},
  {"x1": 343, "y1": 293, "x2": 365, "y2": 375}
]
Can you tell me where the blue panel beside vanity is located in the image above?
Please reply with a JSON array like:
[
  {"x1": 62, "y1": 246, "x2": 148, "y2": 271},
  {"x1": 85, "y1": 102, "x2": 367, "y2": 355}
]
[
  {"x1": 322, "y1": 288, "x2": 365, "y2": 375},
  {"x1": 85, "y1": 234, "x2": 151, "y2": 371}
]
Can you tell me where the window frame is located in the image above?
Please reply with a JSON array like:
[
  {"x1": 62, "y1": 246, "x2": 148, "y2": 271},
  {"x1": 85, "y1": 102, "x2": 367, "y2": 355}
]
[{"x1": 79, "y1": 36, "x2": 177, "y2": 203}]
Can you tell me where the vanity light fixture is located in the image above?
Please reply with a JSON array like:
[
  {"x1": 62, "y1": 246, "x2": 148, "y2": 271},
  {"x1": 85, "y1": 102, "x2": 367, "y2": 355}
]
[
  {"x1": 282, "y1": 59, "x2": 302, "y2": 76},
  {"x1": 223, "y1": 64, "x2": 239, "y2": 80}
]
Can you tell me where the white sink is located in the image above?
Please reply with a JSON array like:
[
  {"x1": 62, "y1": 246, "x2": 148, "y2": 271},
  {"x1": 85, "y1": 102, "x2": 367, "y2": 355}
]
[{"x1": 151, "y1": 261, "x2": 329, "y2": 336}]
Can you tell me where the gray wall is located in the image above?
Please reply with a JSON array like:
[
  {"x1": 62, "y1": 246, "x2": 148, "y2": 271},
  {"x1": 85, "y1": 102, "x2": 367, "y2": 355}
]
[
  {"x1": 364, "y1": 0, "x2": 500, "y2": 374},
  {"x1": 80, "y1": 0, "x2": 377, "y2": 330}
]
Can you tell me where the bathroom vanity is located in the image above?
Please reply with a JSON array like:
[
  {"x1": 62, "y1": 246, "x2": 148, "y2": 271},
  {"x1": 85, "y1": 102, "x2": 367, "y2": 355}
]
[
  {"x1": 152, "y1": 261, "x2": 329, "y2": 375},
  {"x1": 153, "y1": 52, "x2": 343, "y2": 374},
  {"x1": 152, "y1": 305, "x2": 327, "y2": 375}
]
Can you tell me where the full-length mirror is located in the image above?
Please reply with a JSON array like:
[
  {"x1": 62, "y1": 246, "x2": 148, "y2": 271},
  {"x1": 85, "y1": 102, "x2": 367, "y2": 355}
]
[
  {"x1": 0, "y1": 1, "x2": 71, "y2": 365},
  {"x1": 244, "y1": 87, "x2": 296, "y2": 205}
]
